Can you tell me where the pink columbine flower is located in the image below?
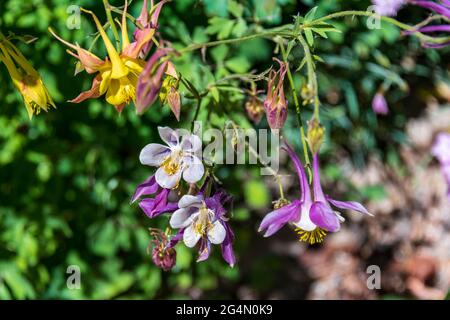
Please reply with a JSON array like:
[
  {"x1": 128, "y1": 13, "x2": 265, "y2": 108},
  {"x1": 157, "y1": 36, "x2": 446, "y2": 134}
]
[
  {"x1": 169, "y1": 192, "x2": 235, "y2": 266},
  {"x1": 139, "y1": 127, "x2": 204, "y2": 189},
  {"x1": 264, "y1": 58, "x2": 288, "y2": 130},
  {"x1": 259, "y1": 143, "x2": 371, "y2": 244}
]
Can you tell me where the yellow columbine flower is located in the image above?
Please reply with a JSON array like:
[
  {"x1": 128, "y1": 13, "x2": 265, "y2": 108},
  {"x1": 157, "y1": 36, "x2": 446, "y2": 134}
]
[
  {"x1": 0, "y1": 36, "x2": 55, "y2": 119},
  {"x1": 49, "y1": 1, "x2": 155, "y2": 112}
]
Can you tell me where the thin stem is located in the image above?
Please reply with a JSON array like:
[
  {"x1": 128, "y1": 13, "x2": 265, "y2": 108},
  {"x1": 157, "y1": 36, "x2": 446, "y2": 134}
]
[
  {"x1": 297, "y1": 34, "x2": 320, "y2": 120},
  {"x1": 279, "y1": 41, "x2": 312, "y2": 175},
  {"x1": 102, "y1": 0, "x2": 121, "y2": 50},
  {"x1": 310, "y1": 10, "x2": 450, "y2": 45},
  {"x1": 178, "y1": 29, "x2": 292, "y2": 54},
  {"x1": 191, "y1": 98, "x2": 202, "y2": 132}
]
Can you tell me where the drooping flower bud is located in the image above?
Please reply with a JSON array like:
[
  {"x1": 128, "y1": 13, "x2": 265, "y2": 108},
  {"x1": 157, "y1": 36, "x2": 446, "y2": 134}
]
[
  {"x1": 301, "y1": 82, "x2": 315, "y2": 106},
  {"x1": 0, "y1": 37, "x2": 55, "y2": 119},
  {"x1": 160, "y1": 75, "x2": 181, "y2": 121},
  {"x1": 372, "y1": 91, "x2": 389, "y2": 115},
  {"x1": 245, "y1": 95, "x2": 264, "y2": 124},
  {"x1": 307, "y1": 119, "x2": 325, "y2": 155},
  {"x1": 264, "y1": 58, "x2": 288, "y2": 130}
]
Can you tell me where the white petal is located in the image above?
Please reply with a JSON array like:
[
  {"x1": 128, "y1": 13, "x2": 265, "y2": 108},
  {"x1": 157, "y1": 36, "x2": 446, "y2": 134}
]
[
  {"x1": 182, "y1": 156, "x2": 205, "y2": 184},
  {"x1": 207, "y1": 221, "x2": 226, "y2": 244},
  {"x1": 183, "y1": 225, "x2": 201, "y2": 248},
  {"x1": 139, "y1": 144, "x2": 170, "y2": 166},
  {"x1": 293, "y1": 205, "x2": 317, "y2": 231},
  {"x1": 155, "y1": 166, "x2": 182, "y2": 189},
  {"x1": 170, "y1": 208, "x2": 193, "y2": 228},
  {"x1": 181, "y1": 134, "x2": 202, "y2": 153},
  {"x1": 178, "y1": 194, "x2": 203, "y2": 208},
  {"x1": 158, "y1": 126, "x2": 179, "y2": 147}
]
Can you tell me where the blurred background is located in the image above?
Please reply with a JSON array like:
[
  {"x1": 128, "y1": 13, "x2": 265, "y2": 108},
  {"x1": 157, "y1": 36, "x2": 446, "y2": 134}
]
[{"x1": 0, "y1": 0, "x2": 449, "y2": 299}]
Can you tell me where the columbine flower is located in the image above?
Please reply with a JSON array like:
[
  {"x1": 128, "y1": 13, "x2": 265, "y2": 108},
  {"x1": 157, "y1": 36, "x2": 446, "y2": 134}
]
[
  {"x1": 0, "y1": 36, "x2": 55, "y2": 119},
  {"x1": 264, "y1": 58, "x2": 288, "y2": 130},
  {"x1": 372, "y1": 92, "x2": 389, "y2": 115},
  {"x1": 139, "y1": 126, "x2": 204, "y2": 189},
  {"x1": 131, "y1": 174, "x2": 178, "y2": 218},
  {"x1": 372, "y1": 0, "x2": 406, "y2": 16},
  {"x1": 431, "y1": 132, "x2": 450, "y2": 198},
  {"x1": 134, "y1": 0, "x2": 168, "y2": 58},
  {"x1": 169, "y1": 192, "x2": 235, "y2": 266},
  {"x1": 148, "y1": 228, "x2": 177, "y2": 271},
  {"x1": 259, "y1": 143, "x2": 371, "y2": 244},
  {"x1": 49, "y1": 1, "x2": 156, "y2": 112}
]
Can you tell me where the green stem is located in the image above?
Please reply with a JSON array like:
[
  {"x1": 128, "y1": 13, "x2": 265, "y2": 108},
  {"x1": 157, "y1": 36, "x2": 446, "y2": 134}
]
[
  {"x1": 178, "y1": 29, "x2": 292, "y2": 54},
  {"x1": 310, "y1": 10, "x2": 450, "y2": 45},
  {"x1": 191, "y1": 98, "x2": 202, "y2": 132},
  {"x1": 279, "y1": 41, "x2": 311, "y2": 173},
  {"x1": 297, "y1": 34, "x2": 320, "y2": 120},
  {"x1": 102, "y1": 0, "x2": 121, "y2": 50}
]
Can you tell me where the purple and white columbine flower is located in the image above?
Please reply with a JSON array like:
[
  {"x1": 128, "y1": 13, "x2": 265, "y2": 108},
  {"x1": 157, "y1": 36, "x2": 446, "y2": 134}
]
[
  {"x1": 259, "y1": 143, "x2": 372, "y2": 244},
  {"x1": 372, "y1": 0, "x2": 406, "y2": 16},
  {"x1": 140, "y1": 126, "x2": 204, "y2": 189},
  {"x1": 431, "y1": 132, "x2": 450, "y2": 198},
  {"x1": 131, "y1": 174, "x2": 178, "y2": 218},
  {"x1": 169, "y1": 192, "x2": 235, "y2": 266}
]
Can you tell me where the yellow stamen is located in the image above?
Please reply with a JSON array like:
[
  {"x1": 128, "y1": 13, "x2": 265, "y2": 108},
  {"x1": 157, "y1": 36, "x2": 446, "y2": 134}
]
[
  {"x1": 160, "y1": 151, "x2": 182, "y2": 175},
  {"x1": 193, "y1": 206, "x2": 214, "y2": 237},
  {"x1": 295, "y1": 227, "x2": 327, "y2": 245}
]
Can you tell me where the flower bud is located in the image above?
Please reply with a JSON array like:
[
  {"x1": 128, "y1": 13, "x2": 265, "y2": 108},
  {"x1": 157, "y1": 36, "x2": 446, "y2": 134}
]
[
  {"x1": 264, "y1": 58, "x2": 288, "y2": 130},
  {"x1": 160, "y1": 75, "x2": 181, "y2": 121},
  {"x1": 371, "y1": 92, "x2": 389, "y2": 115},
  {"x1": 307, "y1": 119, "x2": 325, "y2": 155},
  {"x1": 245, "y1": 95, "x2": 264, "y2": 124}
]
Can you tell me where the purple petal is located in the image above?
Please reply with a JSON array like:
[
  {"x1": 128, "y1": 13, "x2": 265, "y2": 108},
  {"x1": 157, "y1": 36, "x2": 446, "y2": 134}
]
[
  {"x1": 410, "y1": 1, "x2": 450, "y2": 18},
  {"x1": 168, "y1": 228, "x2": 184, "y2": 248},
  {"x1": 258, "y1": 200, "x2": 301, "y2": 237},
  {"x1": 221, "y1": 221, "x2": 236, "y2": 267},
  {"x1": 326, "y1": 196, "x2": 373, "y2": 216},
  {"x1": 310, "y1": 201, "x2": 341, "y2": 232},
  {"x1": 139, "y1": 189, "x2": 178, "y2": 218},
  {"x1": 131, "y1": 175, "x2": 158, "y2": 203},
  {"x1": 422, "y1": 41, "x2": 450, "y2": 48},
  {"x1": 405, "y1": 25, "x2": 450, "y2": 34},
  {"x1": 312, "y1": 154, "x2": 327, "y2": 203},
  {"x1": 197, "y1": 239, "x2": 212, "y2": 262},
  {"x1": 282, "y1": 143, "x2": 312, "y2": 204}
]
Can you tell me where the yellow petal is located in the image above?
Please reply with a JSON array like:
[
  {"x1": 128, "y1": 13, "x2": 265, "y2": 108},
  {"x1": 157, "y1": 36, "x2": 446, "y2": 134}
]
[
  {"x1": 81, "y1": 8, "x2": 129, "y2": 79},
  {"x1": 121, "y1": 0, "x2": 131, "y2": 51}
]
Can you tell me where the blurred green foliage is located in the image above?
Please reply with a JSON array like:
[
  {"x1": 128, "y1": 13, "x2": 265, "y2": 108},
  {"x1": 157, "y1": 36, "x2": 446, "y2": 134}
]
[{"x1": 0, "y1": 0, "x2": 449, "y2": 299}]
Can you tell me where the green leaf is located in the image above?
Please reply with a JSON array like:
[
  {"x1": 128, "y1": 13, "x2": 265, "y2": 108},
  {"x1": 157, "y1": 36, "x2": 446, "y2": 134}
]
[
  {"x1": 225, "y1": 56, "x2": 250, "y2": 73},
  {"x1": 305, "y1": 29, "x2": 314, "y2": 47},
  {"x1": 228, "y1": 0, "x2": 244, "y2": 18}
]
